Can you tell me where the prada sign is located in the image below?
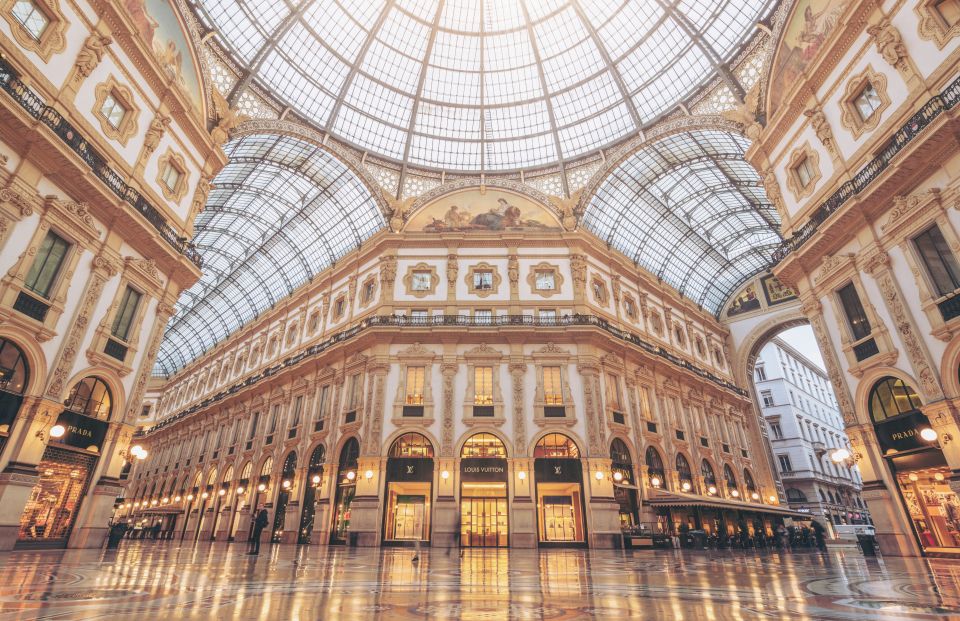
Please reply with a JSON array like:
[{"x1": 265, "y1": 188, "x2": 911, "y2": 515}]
[
  {"x1": 875, "y1": 411, "x2": 933, "y2": 454},
  {"x1": 386, "y1": 457, "x2": 434, "y2": 482},
  {"x1": 460, "y1": 458, "x2": 508, "y2": 482},
  {"x1": 53, "y1": 410, "x2": 108, "y2": 452},
  {"x1": 535, "y1": 457, "x2": 583, "y2": 483}
]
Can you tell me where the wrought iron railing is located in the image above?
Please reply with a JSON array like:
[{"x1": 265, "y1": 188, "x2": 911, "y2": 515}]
[
  {"x1": 772, "y1": 73, "x2": 960, "y2": 263},
  {"x1": 0, "y1": 57, "x2": 202, "y2": 267},
  {"x1": 143, "y1": 313, "x2": 748, "y2": 435}
]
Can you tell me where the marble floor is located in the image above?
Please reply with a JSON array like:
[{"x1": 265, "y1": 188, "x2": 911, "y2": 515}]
[{"x1": 1, "y1": 542, "x2": 959, "y2": 620}]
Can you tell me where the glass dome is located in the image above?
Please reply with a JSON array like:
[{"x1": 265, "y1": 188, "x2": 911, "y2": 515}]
[{"x1": 193, "y1": 0, "x2": 775, "y2": 171}]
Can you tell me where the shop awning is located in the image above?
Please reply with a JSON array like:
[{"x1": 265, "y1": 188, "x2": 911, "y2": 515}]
[{"x1": 645, "y1": 490, "x2": 806, "y2": 517}]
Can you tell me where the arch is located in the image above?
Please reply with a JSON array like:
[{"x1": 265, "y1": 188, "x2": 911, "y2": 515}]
[
  {"x1": 855, "y1": 366, "x2": 927, "y2": 421},
  {"x1": 258, "y1": 455, "x2": 274, "y2": 478},
  {"x1": 939, "y1": 334, "x2": 960, "y2": 398},
  {"x1": 528, "y1": 428, "x2": 587, "y2": 458},
  {"x1": 701, "y1": 458, "x2": 718, "y2": 490},
  {"x1": 221, "y1": 465, "x2": 234, "y2": 483},
  {"x1": 785, "y1": 488, "x2": 807, "y2": 503},
  {"x1": 0, "y1": 336, "x2": 31, "y2": 395},
  {"x1": 460, "y1": 432, "x2": 508, "y2": 458},
  {"x1": 281, "y1": 450, "x2": 298, "y2": 479},
  {"x1": 63, "y1": 368, "x2": 125, "y2": 420},
  {"x1": 63, "y1": 375, "x2": 114, "y2": 420},
  {"x1": 609, "y1": 437, "x2": 633, "y2": 465},
  {"x1": 205, "y1": 468, "x2": 218, "y2": 487},
  {"x1": 645, "y1": 445, "x2": 667, "y2": 489},
  {"x1": 867, "y1": 376, "x2": 924, "y2": 423},
  {"x1": 382, "y1": 427, "x2": 440, "y2": 458},
  {"x1": 534, "y1": 433, "x2": 580, "y2": 458},
  {"x1": 388, "y1": 432, "x2": 434, "y2": 458},
  {"x1": 723, "y1": 463, "x2": 738, "y2": 491},
  {"x1": 743, "y1": 468, "x2": 756, "y2": 492},
  {"x1": 729, "y1": 305, "x2": 808, "y2": 390},
  {"x1": 307, "y1": 443, "x2": 326, "y2": 470},
  {"x1": 456, "y1": 428, "x2": 513, "y2": 458},
  {"x1": 337, "y1": 437, "x2": 360, "y2": 468},
  {"x1": 0, "y1": 328, "x2": 45, "y2": 394},
  {"x1": 676, "y1": 452, "x2": 694, "y2": 488},
  {"x1": 239, "y1": 461, "x2": 253, "y2": 482}
]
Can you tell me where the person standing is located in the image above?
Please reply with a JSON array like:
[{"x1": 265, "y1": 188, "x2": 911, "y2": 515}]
[
  {"x1": 811, "y1": 519, "x2": 827, "y2": 551},
  {"x1": 248, "y1": 507, "x2": 268, "y2": 555}
]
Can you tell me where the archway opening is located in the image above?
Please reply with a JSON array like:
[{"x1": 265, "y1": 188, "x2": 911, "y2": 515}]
[{"x1": 534, "y1": 433, "x2": 586, "y2": 547}]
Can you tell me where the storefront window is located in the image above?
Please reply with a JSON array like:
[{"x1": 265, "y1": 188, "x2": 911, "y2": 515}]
[
  {"x1": 17, "y1": 447, "x2": 96, "y2": 546},
  {"x1": 460, "y1": 433, "x2": 508, "y2": 547},
  {"x1": 383, "y1": 433, "x2": 434, "y2": 543},
  {"x1": 64, "y1": 376, "x2": 112, "y2": 420},
  {"x1": 610, "y1": 438, "x2": 638, "y2": 527},
  {"x1": 331, "y1": 438, "x2": 359, "y2": 545},
  {"x1": 0, "y1": 338, "x2": 28, "y2": 439},
  {"x1": 897, "y1": 464, "x2": 960, "y2": 550},
  {"x1": 272, "y1": 451, "x2": 297, "y2": 542},
  {"x1": 534, "y1": 433, "x2": 585, "y2": 545},
  {"x1": 646, "y1": 446, "x2": 666, "y2": 489},
  {"x1": 676, "y1": 453, "x2": 693, "y2": 492},
  {"x1": 299, "y1": 444, "x2": 325, "y2": 544}
]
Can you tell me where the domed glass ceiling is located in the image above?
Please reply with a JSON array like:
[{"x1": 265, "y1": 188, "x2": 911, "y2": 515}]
[{"x1": 193, "y1": 0, "x2": 775, "y2": 171}]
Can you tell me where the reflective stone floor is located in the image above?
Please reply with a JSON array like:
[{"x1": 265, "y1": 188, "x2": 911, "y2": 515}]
[{"x1": 1, "y1": 542, "x2": 960, "y2": 620}]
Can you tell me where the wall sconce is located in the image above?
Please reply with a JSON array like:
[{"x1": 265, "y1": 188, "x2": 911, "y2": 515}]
[
  {"x1": 174, "y1": 495, "x2": 182, "y2": 502},
  {"x1": 200, "y1": 492, "x2": 209, "y2": 499},
  {"x1": 681, "y1": 481, "x2": 692, "y2": 492},
  {"x1": 282, "y1": 479, "x2": 291, "y2": 489},
  {"x1": 346, "y1": 471, "x2": 356, "y2": 481},
  {"x1": 594, "y1": 471, "x2": 604, "y2": 481},
  {"x1": 707, "y1": 485, "x2": 717, "y2": 495},
  {"x1": 440, "y1": 470, "x2": 449, "y2": 480},
  {"x1": 366, "y1": 470, "x2": 375, "y2": 480},
  {"x1": 236, "y1": 487, "x2": 245, "y2": 495},
  {"x1": 150, "y1": 499, "x2": 158, "y2": 506},
  {"x1": 768, "y1": 495, "x2": 777, "y2": 503},
  {"x1": 612, "y1": 471, "x2": 623, "y2": 483},
  {"x1": 162, "y1": 497, "x2": 169, "y2": 504},
  {"x1": 518, "y1": 471, "x2": 526, "y2": 480},
  {"x1": 311, "y1": 475, "x2": 320, "y2": 485},
  {"x1": 186, "y1": 494, "x2": 195, "y2": 501},
  {"x1": 125, "y1": 502, "x2": 132, "y2": 509},
  {"x1": 649, "y1": 475, "x2": 661, "y2": 488},
  {"x1": 730, "y1": 489, "x2": 739, "y2": 498},
  {"x1": 257, "y1": 483, "x2": 266, "y2": 492},
  {"x1": 919, "y1": 427, "x2": 938, "y2": 442},
  {"x1": 49, "y1": 424, "x2": 65, "y2": 439},
  {"x1": 750, "y1": 492, "x2": 760, "y2": 501},
  {"x1": 133, "y1": 501, "x2": 140, "y2": 507},
  {"x1": 218, "y1": 488, "x2": 226, "y2": 496}
]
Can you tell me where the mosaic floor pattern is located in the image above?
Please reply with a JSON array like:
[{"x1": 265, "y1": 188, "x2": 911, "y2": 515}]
[{"x1": 0, "y1": 541, "x2": 959, "y2": 620}]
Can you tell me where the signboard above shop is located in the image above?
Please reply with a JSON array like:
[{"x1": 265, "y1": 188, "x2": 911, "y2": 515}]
[{"x1": 53, "y1": 410, "x2": 108, "y2": 453}]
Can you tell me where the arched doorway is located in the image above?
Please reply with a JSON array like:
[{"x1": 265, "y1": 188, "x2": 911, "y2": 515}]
[
  {"x1": 211, "y1": 466, "x2": 233, "y2": 540},
  {"x1": 330, "y1": 438, "x2": 359, "y2": 545},
  {"x1": 271, "y1": 451, "x2": 297, "y2": 542},
  {"x1": 0, "y1": 338, "x2": 29, "y2": 454},
  {"x1": 645, "y1": 446, "x2": 667, "y2": 490},
  {"x1": 298, "y1": 444, "x2": 325, "y2": 544},
  {"x1": 228, "y1": 461, "x2": 252, "y2": 541},
  {"x1": 534, "y1": 433, "x2": 585, "y2": 546},
  {"x1": 383, "y1": 433, "x2": 434, "y2": 545},
  {"x1": 247, "y1": 456, "x2": 273, "y2": 541},
  {"x1": 17, "y1": 376, "x2": 110, "y2": 548},
  {"x1": 676, "y1": 453, "x2": 693, "y2": 493},
  {"x1": 610, "y1": 438, "x2": 638, "y2": 528},
  {"x1": 870, "y1": 376, "x2": 960, "y2": 552},
  {"x1": 195, "y1": 468, "x2": 217, "y2": 541},
  {"x1": 460, "y1": 433, "x2": 508, "y2": 547}
]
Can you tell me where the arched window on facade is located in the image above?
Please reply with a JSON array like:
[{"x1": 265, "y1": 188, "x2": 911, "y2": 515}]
[
  {"x1": 64, "y1": 376, "x2": 112, "y2": 419},
  {"x1": 676, "y1": 453, "x2": 693, "y2": 491},
  {"x1": 0, "y1": 338, "x2": 28, "y2": 434},
  {"x1": 534, "y1": 433, "x2": 580, "y2": 458},
  {"x1": 389, "y1": 433, "x2": 435, "y2": 458},
  {"x1": 786, "y1": 488, "x2": 808, "y2": 503},
  {"x1": 646, "y1": 446, "x2": 666, "y2": 489},
  {"x1": 461, "y1": 433, "x2": 507, "y2": 458},
  {"x1": 723, "y1": 464, "x2": 738, "y2": 497},
  {"x1": 869, "y1": 377, "x2": 923, "y2": 422}
]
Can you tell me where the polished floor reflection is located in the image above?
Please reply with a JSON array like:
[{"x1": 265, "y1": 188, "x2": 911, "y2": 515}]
[{"x1": 0, "y1": 541, "x2": 959, "y2": 620}]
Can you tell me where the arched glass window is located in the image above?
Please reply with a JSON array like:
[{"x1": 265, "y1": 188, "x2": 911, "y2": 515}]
[
  {"x1": 646, "y1": 447, "x2": 665, "y2": 475},
  {"x1": 701, "y1": 459, "x2": 717, "y2": 487},
  {"x1": 868, "y1": 377, "x2": 923, "y2": 423},
  {"x1": 786, "y1": 488, "x2": 807, "y2": 503},
  {"x1": 309, "y1": 444, "x2": 326, "y2": 471},
  {"x1": 64, "y1": 376, "x2": 112, "y2": 419},
  {"x1": 222, "y1": 466, "x2": 234, "y2": 484},
  {"x1": 723, "y1": 464, "x2": 738, "y2": 491},
  {"x1": 534, "y1": 433, "x2": 580, "y2": 458},
  {"x1": 0, "y1": 338, "x2": 28, "y2": 394},
  {"x1": 206, "y1": 469, "x2": 218, "y2": 486},
  {"x1": 461, "y1": 433, "x2": 506, "y2": 458},
  {"x1": 676, "y1": 454, "x2": 693, "y2": 484},
  {"x1": 610, "y1": 438, "x2": 632, "y2": 465},
  {"x1": 240, "y1": 462, "x2": 253, "y2": 481},
  {"x1": 339, "y1": 437, "x2": 360, "y2": 468},
  {"x1": 259, "y1": 456, "x2": 273, "y2": 478},
  {"x1": 389, "y1": 433, "x2": 434, "y2": 458},
  {"x1": 281, "y1": 451, "x2": 297, "y2": 479},
  {"x1": 743, "y1": 468, "x2": 756, "y2": 492}
]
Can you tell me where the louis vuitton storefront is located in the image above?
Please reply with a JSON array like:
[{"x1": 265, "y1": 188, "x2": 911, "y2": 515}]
[{"x1": 382, "y1": 433, "x2": 434, "y2": 545}]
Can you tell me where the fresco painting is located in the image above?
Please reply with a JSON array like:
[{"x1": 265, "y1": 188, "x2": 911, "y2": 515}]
[
  {"x1": 408, "y1": 189, "x2": 561, "y2": 233},
  {"x1": 726, "y1": 282, "x2": 762, "y2": 317},
  {"x1": 124, "y1": 0, "x2": 204, "y2": 115},
  {"x1": 768, "y1": 0, "x2": 852, "y2": 117},
  {"x1": 762, "y1": 274, "x2": 798, "y2": 306}
]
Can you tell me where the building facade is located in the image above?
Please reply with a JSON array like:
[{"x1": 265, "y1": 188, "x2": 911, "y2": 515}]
[
  {"x1": 755, "y1": 337, "x2": 869, "y2": 530},
  {"x1": 0, "y1": 0, "x2": 223, "y2": 549}
]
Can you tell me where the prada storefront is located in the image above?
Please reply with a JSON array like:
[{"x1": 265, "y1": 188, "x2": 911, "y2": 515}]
[
  {"x1": 382, "y1": 433, "x2": 434, "y2": 545},
  {"x1": 460, "y1": 433, "x2": 509, "y2": 547},
  {"x1": 534, "y1": 434, "x2": 586, "y2": 546},
  {"x1": 871, "y1": 377, "x2": 960, "y2": 552},
  {"x1": 17, "y1": 377, "x2": 111, "y2": 548}
]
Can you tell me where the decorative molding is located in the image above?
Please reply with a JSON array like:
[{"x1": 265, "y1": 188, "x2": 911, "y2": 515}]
[
  {"x1": 402, "y1": 262, "x2": 439, "y2": 298},
  {"x1": 156, "y1": 149, "x2": 190, "y2": 203},
  {"x1": 784, "y1": 142, "x2": 821, "y2": 201},
  {"x1": 803, "y1": 107, "x2": 838, "y2": 159},
  {"x1": 509, "y1": 361, "x2": 527, "y2": 456},
  {"x1": 915, "y1": 1, "x2": 960, "y2": 50},
  {"x1": 142, "y1": 114, "x2": 170, "y2": 157},
  {"x1": 93, "y1": 75, "x2": 140, "y2": 146},
  {"x1": 1, "y1": 0, "x2": 67, "y2": 62},
  {"x1": 839, "y1": 67, "x2": 890, "y2": 140},
  {"x1": 525, "y1": 261, "x2": 563, "y2": 298},
  {"x1": 464, "y1": 262, "x2": 502, "y2": 298},
  {"x1": 866, "y1": 19, "x2": 910, "y2": 74},
  {"x1": 814, "y1": 253, "x2": 855, "y2": 285},
  {"x1": 73, "y1": 33, "x2": 111, "y2": 83},
  {"x1": 441, "y1": 360, "x2": 457, "y2": 456}
]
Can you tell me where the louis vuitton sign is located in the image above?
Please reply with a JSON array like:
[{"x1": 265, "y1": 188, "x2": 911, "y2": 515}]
[{"x1": 460, "y1": 458, "x2": 508, "y2": 482}]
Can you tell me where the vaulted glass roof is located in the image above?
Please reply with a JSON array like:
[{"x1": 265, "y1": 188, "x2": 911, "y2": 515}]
[
  {"x1": 192, "y1": 0, "x2": 775, "y2": 171},
  {"x1": 583, "y1": 129, "x2": 781, "y2": 314},
  {"x1": 153, "y1": 133, "x2": 385, "y2": 376}
]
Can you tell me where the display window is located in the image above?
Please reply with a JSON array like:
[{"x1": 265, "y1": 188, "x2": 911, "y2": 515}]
[
  {"x1": 534, "y1": 434, "x2": 586, "y2": 545},
  {"x1": 331, "y1": 438, "x2": 359, "y2": 545},
  {"x1": 896, "y1": 464, "x2": 960, "y2": 550},
  {"x1": 382, "y1": 433, "x2": 435, "y2": 544},
  {"x1": 17, "y1": 446, "x2": 96, "y2": 546}
]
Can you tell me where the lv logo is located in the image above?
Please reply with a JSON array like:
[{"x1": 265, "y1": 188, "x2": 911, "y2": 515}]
[
  {"x1": 406, "y1": 465, "x2": 415, "y2": 474},
  {"x1": 554, "y1": 466, "x2": 562, "y2": 475}
]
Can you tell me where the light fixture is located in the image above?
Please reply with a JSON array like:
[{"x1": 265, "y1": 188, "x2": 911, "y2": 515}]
[
  {"x1": 218, "y1": 488, "x2": 226, "y2": 496},
  {"x1": 257, "y1": 483, "x2": 266, "y2": 492},
  {"x1": 311, "y1": 475, "x2": 320, "y2": 485},
  {"x1": 150, "y1": 499, "x2": 158, "y2": 505},
  {"x1": 518, "y1": 471, "x2": 526, "y2": 480},
  {"x1": 908, "y1": 473, "x2": 919, "y2": 482},
  {"x1": 366, "y1": 470, "x2": 375, "y2": 480},
  {"x1": 613, "y1": 471, "x2": 623, "y2": 482},
  {"x1": 125, "y1": 502, "x2": 132, "y2": 509},
  {"x1": 440, "y1": 470, "x2": 449, "y2": 480},
  {"x1": 731, "y1": 489, "x2": 739, "y2": 497},
  {"x1": 49, "y1": 424, "x2": 66, "y2": 438},
  {"x1": 282, "y1": 479, "x2": 291, "y2": 489},
  {"x1": 595, "y1": 471, "x2": 604, "y2": 480},
  {"x1": 751, "y1": 492, "x2": 760, "y2": 500},
  {"x1": 162, "y1": 497, "x2": 169, "y2": 504},
  {"x1": 768, "y1": 495, "x2": 777, "y2": 503},
  {"x1": 201, "y1": 492, "x2": 209, "y2": 499},
  {"x1": 830, "y1": 448, "x2": 851, "y2": 463},
  {"x1": 920, "y1": 427, "x2": 939, "y2": 442},
  {"x1": 174, "y1": 495, "x2": 182, "y2": 502},
  {"x1": 649, "y1": 475, "x2": 661, "y2": 488},
  {"x1": 187, "y1": 494, "x2": 194, "y2": 501},
  {"x1": 935, "y1": 472, "x2": 945, "y2": 482},
  {"x1": 236, "y1": 487, "x2": 245, "y2": 495},
  {"x1": 708, "y1": 485, "x2": 717, "y2": 495},
  {"x1": 133, "y1": 501, "x2": 140, "y2": 507},
  {"x1": 128, "y1": 444, "x2": 148, "y2": 460},
  {"x1": 346, "y1": 471, "x2": 356, "y2": 481},
  {"x1": 681, "y1": 481, "x2": 692, "y2": 491}
]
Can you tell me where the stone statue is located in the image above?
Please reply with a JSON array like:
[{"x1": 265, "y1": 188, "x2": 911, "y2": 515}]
[
  {"x1": 210, "y1": 89, "x2": 246, "y2": 146},
  {"x1": 143, "y1": 115, "x2": 170, "y2": 155},
  {"x1": 75, "y1": 34, "x2": 112, "y2": 80},
  {"x1": 803, "y1": 108, "x2": 837, "y2": 157},
  {"x1": 867, "y1": 19, "x2": 908, "y2": 72}
]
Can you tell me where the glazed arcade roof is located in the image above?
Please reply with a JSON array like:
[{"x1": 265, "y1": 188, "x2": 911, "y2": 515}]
[{"x1": 190, "y1": 0, "x2": 776, "y2": 172}]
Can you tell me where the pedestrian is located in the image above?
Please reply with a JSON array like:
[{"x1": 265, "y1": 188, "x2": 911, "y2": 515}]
[
  {"x1": 412, "y1": 537, "x2": 421, "y2": 564},
  {"x1": 152, "y1": 521, "x2": 162, "y2": 540},
  {"x1": 248, "y1": 507, "x2": 268, "y2": 555},
  {"x1": 777, "y1": 524, "x2": 788, "y2": 550},
  {"x1": 811, "y1": 519, "x2": 827, "y2": 551},
  {"x1": 447, "y1": 512, "x2": 462, "y2": 557}
]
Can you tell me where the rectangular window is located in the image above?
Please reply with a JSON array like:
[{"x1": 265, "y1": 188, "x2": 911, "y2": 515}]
[
  {"x1": 334, "y1": 297, "x2": 345, "y2": 318},
  {"x1": 290, "y1": 395, "x2": 303, "y2": 428},
  {"x1": 24, "y1": 231, "x2": 70, "y2": 299},
  {"x1": 410, "y1": 309, "x2": 428, "y2": 324},
  {"x1": 475, "y1": 309, "x2": 492, "y2": 324},
  {"x1": 936, "y1": 0, "x2": 960, "y2": 25},
  {"x1": 535, "y1": 270, "x2": 556, "y2": 291},
  {"x1": 317, "y1": 385, "x2": 330, "y2": 419},
  {"x1": 755, "y1": 365, "x2": 766, "y2": 381},
  {"x1": 405, "y1": 366, "x2": 425, "y2": 405},
  {"x1": 794, "y1": 155, "x2": 815, "y2": 188},
  {"x1": 914, "y1": 225, "x2": 960, "y2": 297},
  {"x1": 268, "y1": 404, "x2": 280, "y2": 434},
  {"x1": 473, "y1": 270, "x2": 493, "y2": 290},
  {"x1": 538, "y1": 308, "x2": 556, "y2": 323},
  {"x1": 605, "y1": 373, "x2": 622, "y2": 411},
  {"x1": 543, "y1": 366, "x2": 563, "y2": 405},
  {"x1": 100, "y1": 92, "x2": 127, "y2": 129},
  {"x1": 624, "y1": 297, "x2": 636, "y2": 318},
  {"x1": 411, "y1": 271, "x2": 432, "y2": 291},
  {"x1": 760, "y1": 390, "x2": 775, "y2": 408},
  {"x1": 362, "y1": 280, "x2": 375, "y2": 303},
  {"x1": 348, "y1": 373, "x2": 361, "y2": 409},
  {"x1": 110, "y1": 286, "x2": 142, "y2": 341},
  {"x1": 770, "y1": 422, "x2": 783, "y2": 439},
  {"x1": 778, "y1": 454, "x2": 792, "y2": 473},
  {"x1": 160, "y1": 163, "x2": 181, "y2": 192},
  {"x1": 474, "y1": 366, "x2": 493, "y2": 405},
  {"x1": 854, "y1": 82, "x2": 882, "y2": 122},
  {"x1": 248, "y1": 411, "x2": 260, "y2": 439},
  {"x1": 837, "y1": 283, "x2": 871, "y2": 341},
  {"x1": 12, "y1": 0, "x2": 48, "y2": 40}
]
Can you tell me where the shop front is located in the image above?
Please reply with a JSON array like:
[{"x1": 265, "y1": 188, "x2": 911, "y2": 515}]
[
  {"x1": 534, "y1": 433, "x2": 586, "y2": 547},
  {"x1": 298, "y1": 444, "x2": 325, "y2": 544},
  {"x1": 0, "y1": 338, "x2": 28, "y2": 457},
  {"x1": 460, "y1": 433, "x2": 509, "y2": 547},
  {"x1": 271, "y1": 451, "x2": 297, "y2": 543},
  {"x1": 16, "y1": 377, "x2": 110, "y2": 549},
  {"x1": 870, "y1": 377, "x2": 960, "y2": 553},
  {"x1": 610, "y1": 439, "x2": 639, "y2": 528},
  {"x1": 330, "y1": 438, "x2": 359, "y2": 545},
  {"x1": 382, "y1": 433, "x2": 434, "y2": 545}
]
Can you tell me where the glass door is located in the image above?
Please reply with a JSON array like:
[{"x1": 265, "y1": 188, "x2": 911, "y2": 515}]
[{"x1": 461, "y1": 497, "x2": 508, "y2": 547}]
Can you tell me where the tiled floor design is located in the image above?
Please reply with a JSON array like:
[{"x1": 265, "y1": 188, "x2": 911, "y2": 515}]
[{"x1": 1, "y1": 542, "x2": 959, "y2": 620}]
